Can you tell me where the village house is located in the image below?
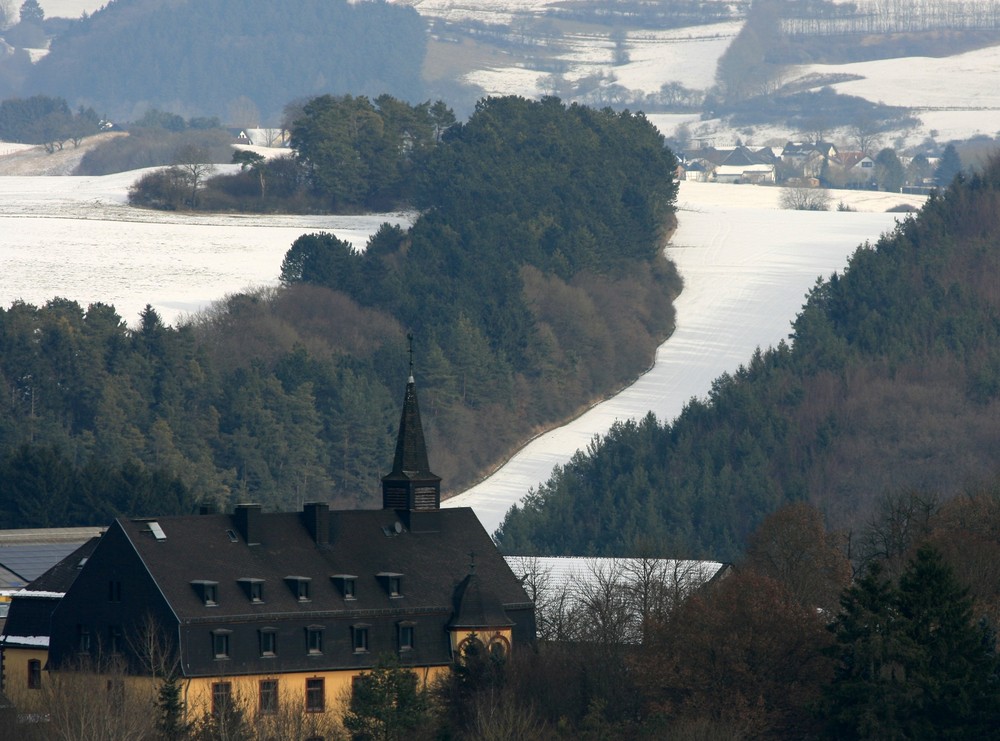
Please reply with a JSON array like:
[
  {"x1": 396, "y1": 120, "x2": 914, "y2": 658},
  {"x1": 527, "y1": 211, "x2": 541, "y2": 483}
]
[
  {"x1": 827, "y1": 151, "x2": 876, "y2": 188},
  {"x1": 685, "y1": 145, "x2": 777, "y2": 185},
  {"x1": 780, "y1": 141, "x2": 839, "y2": 179}
]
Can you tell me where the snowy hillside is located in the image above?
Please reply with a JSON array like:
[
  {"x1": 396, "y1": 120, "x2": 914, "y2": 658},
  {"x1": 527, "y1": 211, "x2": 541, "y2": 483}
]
[
  {"x1": 31, "y1": 0, "x2": 1000, "y2": 146},
  {"x1": 447, "y1": 182, "x2": 924, "y2": 531}
]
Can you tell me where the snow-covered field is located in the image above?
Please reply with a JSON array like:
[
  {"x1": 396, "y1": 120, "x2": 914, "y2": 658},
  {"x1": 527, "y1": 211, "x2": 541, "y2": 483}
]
[
  {"x1": 445, "y1": 182, "x2": 923, "y2": 533},
  {"x1": 0, "y1": 170, "x2": 413, "y2": 326}
]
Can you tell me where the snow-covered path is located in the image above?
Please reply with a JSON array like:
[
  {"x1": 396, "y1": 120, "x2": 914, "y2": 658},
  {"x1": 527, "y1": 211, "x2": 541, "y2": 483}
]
[{"x1": 444, "y1": 183, "x2": 910, "y2": 534}]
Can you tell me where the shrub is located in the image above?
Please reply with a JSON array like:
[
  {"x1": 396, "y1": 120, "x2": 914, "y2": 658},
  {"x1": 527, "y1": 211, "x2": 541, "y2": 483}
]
[{"x1": 780, "y1": 186, "x2": 831, "y2": 211}]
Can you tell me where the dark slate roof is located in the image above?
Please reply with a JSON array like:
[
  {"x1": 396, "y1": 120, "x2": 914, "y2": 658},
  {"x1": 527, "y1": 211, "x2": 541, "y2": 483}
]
[
  {"x1": 27, "y1": 538, "x2": 101, "y2": 594},
  {"x1": 450, "y1": 573, "x2": 515, "y2": 629},
  {"x1": 116, "y1": 507, "x2": 529, "y2": 622},
  {"x1": 384, "y1": 376, "x2": 440, "y2": 483},
  {"x1": 720, "y1": 146, "x2": 759, "y2": 167}
]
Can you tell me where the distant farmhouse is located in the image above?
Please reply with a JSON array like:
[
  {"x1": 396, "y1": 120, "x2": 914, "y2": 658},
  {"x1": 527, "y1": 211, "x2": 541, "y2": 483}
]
[
  {"x1": 682, "y1": 145, "x2": 777, "y2": 184},
  {"x1": 1, "y1": 370, "x2": 534, "y2": 723}
]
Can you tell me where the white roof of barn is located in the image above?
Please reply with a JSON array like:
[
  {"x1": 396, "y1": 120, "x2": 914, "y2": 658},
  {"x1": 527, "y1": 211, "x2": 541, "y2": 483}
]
[{"x1": 504, "y1": 555, "x2": 728, "y2": 594}]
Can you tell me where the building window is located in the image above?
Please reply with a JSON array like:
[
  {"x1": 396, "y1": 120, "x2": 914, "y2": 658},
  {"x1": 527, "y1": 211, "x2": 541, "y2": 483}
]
[
  {"x1": 212, "y1": 682, "x2": 232, "y2": 717},
  {"x1": 108, "y1": 580, "x2": 121, "y2": 602},
  {"x1": 305, "y1": 678, "x2": 325, "y2": 713},
  {"x1": 378, "y1": 572, "x2": 404, "y2": 598},
  {"x1": 27, "y1": 659, "x2": 41, "y2": 689},
  {"x1": 398, "y1": 623, "x2": 414, "y2": 652},
  {"x1": 109, "y1": 625, "x2": 123, "y2": 654},
  {"x1": 286, "y1": 576, "x2": 311, "y2": 601},
  {"x1": 191, "y1": 580, "x2": 219, "y2": 606},
  {"x1": 77, "y1": 624, "x2": 91, "y2": 653},
  {"x1": 212, "y1": 630, "x2": 231, "y2": 659},
  {"x1": 331, "y1": 574, "x2": 357, "y2": 600},
  {"x1": 307, "y1": 626, "x2": 323, "y2": 655},
  {"x1": 352, "y1": 625, "x2": 370, "y2": 653},
  {"x1": 238, "y1": 577, "x2": 264, "y2": 603},
  {"x1": 259, "y1": 679, "x2": 279, "y2": 715},
  {"x1": 259, "y1": 629, "x2": 276, "y2": 657}
]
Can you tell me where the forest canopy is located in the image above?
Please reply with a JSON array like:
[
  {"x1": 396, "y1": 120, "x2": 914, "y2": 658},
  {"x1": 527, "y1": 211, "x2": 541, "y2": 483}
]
[
  {"x1": 0, "y1": 96, "x2": 680, "y2": 529},
  {"x1": 496, "y1": 159, "x2": 1000, "y2": 561}
]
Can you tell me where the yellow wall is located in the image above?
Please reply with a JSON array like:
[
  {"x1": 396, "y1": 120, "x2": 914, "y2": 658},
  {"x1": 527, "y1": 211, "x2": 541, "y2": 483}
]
[
  {"x1": 181, "y1": 664, "x2": 451, "y2": 723},
  {"x1": 1, "y1": 646, "x2": 49, "y2": 710}
]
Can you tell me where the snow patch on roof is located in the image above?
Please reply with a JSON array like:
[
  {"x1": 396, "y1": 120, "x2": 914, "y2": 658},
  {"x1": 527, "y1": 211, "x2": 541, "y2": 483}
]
[
  {"x1": 11, "y1": 589, "x2": 66, "y2": 599},
  {"x1": 0, "y1": 634, "x2": 50, "y2": 647}
]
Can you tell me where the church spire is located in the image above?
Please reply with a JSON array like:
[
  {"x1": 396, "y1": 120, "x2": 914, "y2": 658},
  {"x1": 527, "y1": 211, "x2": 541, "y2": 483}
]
[{"x1": 382, "y1": 336, "x2": 441, "y2": 511}]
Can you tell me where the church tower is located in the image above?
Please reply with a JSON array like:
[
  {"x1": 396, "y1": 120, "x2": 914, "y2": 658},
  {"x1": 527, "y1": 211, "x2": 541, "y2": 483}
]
[{"x1": 381, "y1": 339, "x2": 441, "y2": 512}]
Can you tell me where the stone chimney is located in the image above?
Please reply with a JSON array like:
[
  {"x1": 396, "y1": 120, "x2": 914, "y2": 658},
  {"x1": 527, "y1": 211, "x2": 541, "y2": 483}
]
[
  {"x1": 234, "y1": 503, "x2": 261, "y2": 545},
  {"x1": 303, "y1": 502, "x2": 330, "y2": 546}
]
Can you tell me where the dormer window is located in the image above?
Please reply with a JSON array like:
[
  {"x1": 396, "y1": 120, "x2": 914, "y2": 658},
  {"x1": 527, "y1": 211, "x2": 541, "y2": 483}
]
[
  {"x1": 377, "y1": 572, "x2": 404, "y2": 598},
  {"x1": 238, "y1": 578, "x2": 265, "y2": 603},
  {"x1": 285, "y1": 576, "x2": 311, "y2": 601},
  {"x1": 191, "y1": 580, "x2": 219, "y2": 606},
  {"x1": 331, "y1": 574, "x2": 357, "y2": 601}
]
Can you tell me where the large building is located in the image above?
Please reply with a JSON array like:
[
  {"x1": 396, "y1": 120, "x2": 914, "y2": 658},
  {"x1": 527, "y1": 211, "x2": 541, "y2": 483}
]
[{"x1": 7, "y1": 370, "x2": 534, "y2": 722}]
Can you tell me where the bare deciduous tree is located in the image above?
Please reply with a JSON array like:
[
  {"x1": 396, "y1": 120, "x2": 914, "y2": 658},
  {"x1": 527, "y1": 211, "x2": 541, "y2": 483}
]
[
  {"x1": 745, "y1": 501, "x2": 851, "y2": 613},
  {"x1": 36, "y1": 657, "x2": 157, "y2": 741},
  {"x1": 780, "y1": 186, "x2": 832, "y2": 211},
  {"x1": 0, "y1": 0, "x2": 16, "y2": 29},
  {"x1": 173, "y1": 145, "x2": 215, "y2": 208}
]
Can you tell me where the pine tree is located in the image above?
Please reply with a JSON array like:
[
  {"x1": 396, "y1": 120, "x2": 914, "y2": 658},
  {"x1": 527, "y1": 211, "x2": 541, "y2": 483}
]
[
  {"x1": 19, "y1": 0, "x2": 43, "y2": 25},
  {"x1": 342, "y1": 657, "x2": 431, "y2": 741},
  {"x1": 934, "y1": 144, "x2": 963, "y2": 187},
  {"x1": 156, "y1": 672, "x2": 186, "y2": 740},
  {"x1": 895, "y1": 546, "x2": 1000, "y2": 738},
  {"x1": 822, "y1": 548, "x2": 1000, "y2": 738}
]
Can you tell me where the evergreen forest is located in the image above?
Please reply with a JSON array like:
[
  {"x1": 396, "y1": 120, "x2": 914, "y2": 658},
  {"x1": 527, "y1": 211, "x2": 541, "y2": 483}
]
[
  {"x1": 6, "y1": 0, "x2": 428, "y2": 122},
  {"x1": 497, "y1": 160, "x2": 1000, "y2": 562},
  {"x1": 0, "y1": 96, "x2": 680, "y2": 529}
]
